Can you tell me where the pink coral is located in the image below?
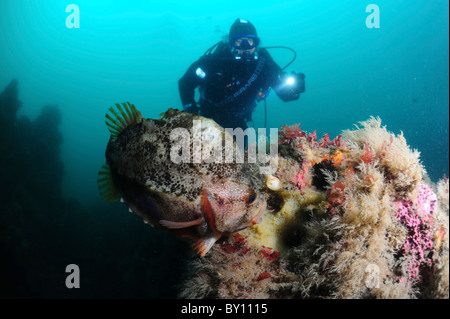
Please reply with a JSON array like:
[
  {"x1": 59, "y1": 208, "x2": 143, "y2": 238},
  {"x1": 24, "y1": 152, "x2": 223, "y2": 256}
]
[
  {"x1": 295, "y1": 162, "x2": 310, "y2": 194},
  {"x1": 395, "y1": 183, "x2": 437, "y2": 283},
  {"x1": 416, "y1": 183, "x2": 437, "y2": 215},
  {"x1": 279, "y1": 124, "x2": 304, "y2": 145},
  {"x1": 279, "y1": 124, "x2": 342, "y2": 148},
  {"x1": 320, "y1": 133, "x2": 343, "y2": 148}
]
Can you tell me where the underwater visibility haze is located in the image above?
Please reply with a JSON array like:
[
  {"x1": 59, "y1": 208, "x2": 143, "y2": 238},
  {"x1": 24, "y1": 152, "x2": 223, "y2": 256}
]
[{"x1": 0, "y1": 0, "x2": 448, "y2": 298}]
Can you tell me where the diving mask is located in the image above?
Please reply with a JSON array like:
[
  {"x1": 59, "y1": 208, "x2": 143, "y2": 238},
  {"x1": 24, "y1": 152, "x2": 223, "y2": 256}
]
[{"x1": 229, "y1": 35, "x2": 260, "y2": 50}]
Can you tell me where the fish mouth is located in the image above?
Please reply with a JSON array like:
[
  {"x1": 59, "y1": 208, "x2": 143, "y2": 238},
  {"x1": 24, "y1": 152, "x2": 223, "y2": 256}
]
[{"x1": 201, "y1": 188, "x2": 220, "y2": 235}]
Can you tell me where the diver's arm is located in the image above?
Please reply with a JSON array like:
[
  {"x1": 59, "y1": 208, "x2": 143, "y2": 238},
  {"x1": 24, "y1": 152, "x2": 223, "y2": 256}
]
[{"x1": 178, "y1": 61, "x2": 202, "y2": 112}]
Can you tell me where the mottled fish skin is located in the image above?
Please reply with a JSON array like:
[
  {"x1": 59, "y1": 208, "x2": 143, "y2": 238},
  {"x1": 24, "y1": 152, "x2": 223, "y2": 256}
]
[{"x1": 105, "y1": 108, "x2": 266, "y2": 256}]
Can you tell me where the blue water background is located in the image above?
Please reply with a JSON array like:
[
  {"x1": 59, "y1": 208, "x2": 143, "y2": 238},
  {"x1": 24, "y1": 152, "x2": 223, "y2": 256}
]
[{"x1": 0, "y1": 0, "x2": 448, "y2": 207}]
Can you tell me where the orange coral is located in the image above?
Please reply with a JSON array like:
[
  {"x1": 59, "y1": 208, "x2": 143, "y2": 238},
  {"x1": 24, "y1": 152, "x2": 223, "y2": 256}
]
[{"x1": 320, "y1": 150, "x2": 344, "y2": 167}]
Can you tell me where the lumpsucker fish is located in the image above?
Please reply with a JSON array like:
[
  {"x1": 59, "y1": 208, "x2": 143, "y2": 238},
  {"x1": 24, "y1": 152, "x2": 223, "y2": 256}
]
[{"x1": 98, "y1": 102, "x2": 266, "y2": 257}]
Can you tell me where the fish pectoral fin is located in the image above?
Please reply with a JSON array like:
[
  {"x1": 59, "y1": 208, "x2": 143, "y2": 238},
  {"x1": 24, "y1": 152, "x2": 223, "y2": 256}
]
[
  {"x1": 192, "y1": 234, "x2": 221, "y2": 257},
  {"x1": 159, "y1": 217, "x2": 203, "y2": 229},
  {"x1": 97, "y1": 163, "x2": 120, "y2": 202},
  {"x1": 200, "y1": 188, "x2": 218, "y2": 233}
]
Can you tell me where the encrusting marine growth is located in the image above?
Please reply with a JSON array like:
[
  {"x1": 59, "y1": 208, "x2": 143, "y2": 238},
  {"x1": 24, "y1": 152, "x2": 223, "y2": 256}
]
[
  {"x1": 179, "y1": 117, "x2": 449, "y2": 299},
  {"x1": 96, "y1": 102, "x2": 448, "y2": 298}
]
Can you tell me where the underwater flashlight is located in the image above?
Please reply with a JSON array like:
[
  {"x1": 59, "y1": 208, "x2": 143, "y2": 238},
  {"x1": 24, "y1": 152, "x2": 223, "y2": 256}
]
[{"x1": 286, "y1": 76, "x2": 295, "y2": 85}]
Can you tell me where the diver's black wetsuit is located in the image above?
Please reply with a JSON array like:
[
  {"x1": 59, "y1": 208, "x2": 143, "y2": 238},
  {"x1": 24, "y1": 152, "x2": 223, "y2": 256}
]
[{"x1": 178, "y1": 42, "x2": 301, "y2": 130}]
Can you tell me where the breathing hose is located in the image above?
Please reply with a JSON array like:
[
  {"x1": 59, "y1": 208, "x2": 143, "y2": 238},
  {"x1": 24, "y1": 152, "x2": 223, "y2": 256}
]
[{"x1": 261, "y1": 46, "x2": 298, "y2": 129}]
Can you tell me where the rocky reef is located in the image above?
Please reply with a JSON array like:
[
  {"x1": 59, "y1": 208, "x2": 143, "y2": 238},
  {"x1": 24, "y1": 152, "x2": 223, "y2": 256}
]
[
  {"x1": 179, "y1": 118, "x2": 449, "y2": 299},
  {"x1": 1, "y1": 79, "x2": 447, "y2": 299},
  {"x1": 0, "y1": 80, "x2": 189, "y2": 298}
]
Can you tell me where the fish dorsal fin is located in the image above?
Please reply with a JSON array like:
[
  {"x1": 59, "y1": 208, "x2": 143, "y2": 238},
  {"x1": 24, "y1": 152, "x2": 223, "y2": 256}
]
[
  {"x1": 97, "y1": 163, "x2": 120, "y2": 202},
  {"x1": 105, "y1": 102, "x2": 143, "y2": 140}
]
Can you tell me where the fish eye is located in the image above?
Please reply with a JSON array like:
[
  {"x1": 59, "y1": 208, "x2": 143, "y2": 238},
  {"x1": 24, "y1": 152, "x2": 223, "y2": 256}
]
[{"x1": 246, "y1": 191, "x2": 257, "y2": 204}]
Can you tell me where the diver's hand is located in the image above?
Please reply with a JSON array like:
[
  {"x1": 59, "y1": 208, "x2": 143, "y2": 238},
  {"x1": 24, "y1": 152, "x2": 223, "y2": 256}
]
[
  {"x1": 276, "y1": 71, "x2": 306, "y2": 101},
  {"x1": 290, "y1": 71, "x2": 305, "y2": 94}
]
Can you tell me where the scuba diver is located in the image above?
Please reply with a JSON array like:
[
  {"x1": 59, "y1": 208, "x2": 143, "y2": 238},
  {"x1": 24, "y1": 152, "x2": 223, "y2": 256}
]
[{"x1": 178, "y1": 18, "x2": 306, "y2": 130}]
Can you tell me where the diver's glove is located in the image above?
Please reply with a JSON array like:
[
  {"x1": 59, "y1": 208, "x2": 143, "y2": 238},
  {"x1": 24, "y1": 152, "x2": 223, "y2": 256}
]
[
  {"x1": 276, "y1": 71, "x2": 306, "y2": 101},
  {"x1": 182, "y1": 102, "x2": 199, "y2": 114},
  {"x1": 291, "y1": 71, "x2": 305, "y2": 94},
  {"x1": 283, "y1": 71, "x2": 305, "y2": 94}
]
